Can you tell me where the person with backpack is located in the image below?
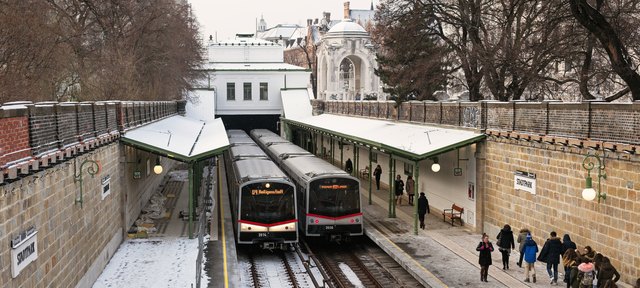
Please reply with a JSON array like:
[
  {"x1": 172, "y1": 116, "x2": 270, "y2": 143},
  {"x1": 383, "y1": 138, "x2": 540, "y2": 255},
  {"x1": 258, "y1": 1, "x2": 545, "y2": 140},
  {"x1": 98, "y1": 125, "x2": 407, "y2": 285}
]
[
  {"x1": 516, "y1": 228, "x2": 531, "y2": 267},
  {"x1": 521, "y1": 233, "x2": 538, "y2": 283},
  {"x1": 563, "y1": 249, "x2": 579, "y2": 287},
  {"x1": 577, "y1": 260, "x2": 596, "y2": 288}
]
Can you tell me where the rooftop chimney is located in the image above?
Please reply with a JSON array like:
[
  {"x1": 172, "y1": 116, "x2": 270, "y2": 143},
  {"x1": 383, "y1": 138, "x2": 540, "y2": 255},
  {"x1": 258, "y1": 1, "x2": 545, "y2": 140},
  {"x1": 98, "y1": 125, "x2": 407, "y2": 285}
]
[{"x1": 344, "y1": 2, "x2": 350, "y2": 19}]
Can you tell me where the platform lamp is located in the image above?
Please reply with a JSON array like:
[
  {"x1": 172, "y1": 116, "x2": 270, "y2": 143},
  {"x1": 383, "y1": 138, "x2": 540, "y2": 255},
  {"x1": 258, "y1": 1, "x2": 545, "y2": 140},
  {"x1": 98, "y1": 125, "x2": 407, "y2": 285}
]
[
  {"x1": 153, "y1": 156, "x2": 163, "y2": 175},
  {"x1": 431, "y1": 157, "x2": 441, "y2": 172},
  {"x1": 581, "y1": 153, "x2": 606, "y2": 203}
]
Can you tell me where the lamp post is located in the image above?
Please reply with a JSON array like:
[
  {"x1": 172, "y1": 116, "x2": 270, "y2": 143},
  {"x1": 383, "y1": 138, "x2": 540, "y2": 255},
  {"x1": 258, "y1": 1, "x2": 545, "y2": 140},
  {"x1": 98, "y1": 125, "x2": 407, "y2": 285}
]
[
  {"x1": 582, "y1": 154, "x2": 606, "y2": 203},
  {"x1": 74, "y1": 158, "x2": 101, "y2": 208}
]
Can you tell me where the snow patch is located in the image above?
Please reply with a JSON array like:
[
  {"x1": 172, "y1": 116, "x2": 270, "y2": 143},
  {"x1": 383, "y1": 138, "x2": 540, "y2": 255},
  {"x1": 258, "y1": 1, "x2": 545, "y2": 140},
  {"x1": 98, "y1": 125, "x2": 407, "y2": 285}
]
[{"x1": 338, "y1": 262, "x2": 365, "y2": 288}]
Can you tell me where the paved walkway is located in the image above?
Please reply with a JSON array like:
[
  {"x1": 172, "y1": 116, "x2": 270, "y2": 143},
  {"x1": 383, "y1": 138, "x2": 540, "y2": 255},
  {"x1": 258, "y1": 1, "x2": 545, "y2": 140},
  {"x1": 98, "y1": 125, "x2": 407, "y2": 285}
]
[{"x1": 360, "y1": 180, "x2": 560, "y2": 288}]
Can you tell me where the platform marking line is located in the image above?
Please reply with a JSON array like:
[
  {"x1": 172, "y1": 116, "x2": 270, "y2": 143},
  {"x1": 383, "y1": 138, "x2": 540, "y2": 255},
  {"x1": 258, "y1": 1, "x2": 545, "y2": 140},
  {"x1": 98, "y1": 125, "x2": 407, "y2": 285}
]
[{"x1": 219, "y1": 166, "x2": 229, "y2": 288}]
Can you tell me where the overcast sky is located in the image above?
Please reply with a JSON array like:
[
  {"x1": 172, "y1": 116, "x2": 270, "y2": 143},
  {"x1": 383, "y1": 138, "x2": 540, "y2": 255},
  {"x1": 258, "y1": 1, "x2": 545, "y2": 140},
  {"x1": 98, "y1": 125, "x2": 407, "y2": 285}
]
[{"x1": 188, "y1": 0, "x2": 376, "y2": 41}]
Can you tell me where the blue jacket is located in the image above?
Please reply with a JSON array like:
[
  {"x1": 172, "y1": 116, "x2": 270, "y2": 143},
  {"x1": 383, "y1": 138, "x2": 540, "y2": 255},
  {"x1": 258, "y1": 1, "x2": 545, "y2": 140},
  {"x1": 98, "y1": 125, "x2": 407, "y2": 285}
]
[{"x1": 522, "y1": 239, "x2": 538, "y2": 263}]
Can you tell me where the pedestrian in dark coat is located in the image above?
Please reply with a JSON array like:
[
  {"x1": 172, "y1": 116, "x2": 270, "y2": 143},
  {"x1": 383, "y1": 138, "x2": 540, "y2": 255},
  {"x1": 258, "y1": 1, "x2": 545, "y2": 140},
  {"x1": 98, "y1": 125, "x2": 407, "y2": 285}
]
[
  {"x1": 417, "y1": 192, "x2": 429, "y2": 229},
  {"x1": 497, "y1": 224, "x2": 515, "y2": 270},
  {"x1": 563, "y1": 249, "x2": 579, "y2": 287},
  {"x1": 476, "y1": 234, "x2": 494, "y2": 282},
  {"x1": 516, "y1": 228, "x2": 531, "y2": 267},
  {"x1": 373, "y1": 165, "x2": 382, "y2": 190},
  {"x1": 562, "y1": 234, "x2": 577, "y2": 254},
  {"x1": 522, "y1": 234, "x2": 538, "y2": 283},
  {"x1": 597, "y1": 257, "x2": 620, "y2": 288},
  {"x1": 394, "y1": 174, "x2": 404, "y2": 205},
  {"x1": 538, "y1": 231, "x2": 564, "y2": 284},
  {"x1": 345, "y1": 158, "x2": 353, "y2": 174}
]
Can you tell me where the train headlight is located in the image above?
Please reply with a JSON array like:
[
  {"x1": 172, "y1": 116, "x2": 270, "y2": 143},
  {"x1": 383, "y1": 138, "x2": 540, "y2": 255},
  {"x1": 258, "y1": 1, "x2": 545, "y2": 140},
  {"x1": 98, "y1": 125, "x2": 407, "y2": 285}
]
[
  {"x1": 240, "y1": 223, "x2": 268, "y2": 232},
  {"x1": 270, "y1": 222, "x2": 296, "y2": 232}
]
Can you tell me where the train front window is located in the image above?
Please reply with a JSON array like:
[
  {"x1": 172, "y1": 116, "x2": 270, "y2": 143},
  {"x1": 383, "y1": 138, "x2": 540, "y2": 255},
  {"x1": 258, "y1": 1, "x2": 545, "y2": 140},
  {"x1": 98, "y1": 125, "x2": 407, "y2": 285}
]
[
  {"x1": 308, "y1": 178, "x2": 360, "y2": 217},
  {"x1": 240, "y1": 182, "x2": 295, "y2": 223}
]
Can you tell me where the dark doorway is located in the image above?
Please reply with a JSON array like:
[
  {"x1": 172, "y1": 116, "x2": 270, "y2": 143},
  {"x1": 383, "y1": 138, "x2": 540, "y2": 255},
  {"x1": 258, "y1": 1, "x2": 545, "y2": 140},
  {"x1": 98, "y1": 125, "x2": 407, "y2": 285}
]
[{"x1": 216, "y1": 114, "x2": 280, "y2": 134}]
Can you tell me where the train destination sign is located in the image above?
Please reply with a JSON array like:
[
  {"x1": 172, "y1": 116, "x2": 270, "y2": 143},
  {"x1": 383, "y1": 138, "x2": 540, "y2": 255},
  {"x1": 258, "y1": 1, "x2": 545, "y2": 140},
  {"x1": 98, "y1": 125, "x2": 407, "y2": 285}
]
[
  {"x1": 251, "y1": 189, "x2": 284, "y2": 196},
  {"x1": 11, "y1": 227, "x2": 38, "y2": 278},
  {"x1": 319, "y1": 184, "x2": 348, "y2": 190}
]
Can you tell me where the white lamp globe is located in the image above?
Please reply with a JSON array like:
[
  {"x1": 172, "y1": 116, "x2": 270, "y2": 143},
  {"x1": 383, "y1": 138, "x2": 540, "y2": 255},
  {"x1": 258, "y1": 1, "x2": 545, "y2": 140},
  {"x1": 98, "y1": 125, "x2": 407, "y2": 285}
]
[
  {"x1": 582, "y1": 187, "x2": 596, "y2": 201},
  {"x1": 431, "y1": 163, "x2": 441, "y2": 172},
  {"x1": 153, "y1": 164, "x2": 163, "y2": 175}
]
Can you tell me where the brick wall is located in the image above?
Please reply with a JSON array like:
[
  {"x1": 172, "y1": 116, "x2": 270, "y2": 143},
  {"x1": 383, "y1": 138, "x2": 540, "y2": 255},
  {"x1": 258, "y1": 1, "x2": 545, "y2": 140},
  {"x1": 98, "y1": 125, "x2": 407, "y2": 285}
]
[
  {"x1": 1, "y1": 100, "x2": 180, "y2": 185},
  {"x1": 0, "y1": 106, "x2": 30, "y2": 166},
  {"x1": 482, "y1": 138, "x2": 639, "y2": 284}
]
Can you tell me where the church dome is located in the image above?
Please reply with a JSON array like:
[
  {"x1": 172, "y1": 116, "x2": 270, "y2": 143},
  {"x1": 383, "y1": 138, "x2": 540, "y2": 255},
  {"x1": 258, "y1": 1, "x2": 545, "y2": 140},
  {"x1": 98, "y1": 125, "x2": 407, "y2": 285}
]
[{"x1": 326, "y1": 19, "x2": 369, "y2": 38}]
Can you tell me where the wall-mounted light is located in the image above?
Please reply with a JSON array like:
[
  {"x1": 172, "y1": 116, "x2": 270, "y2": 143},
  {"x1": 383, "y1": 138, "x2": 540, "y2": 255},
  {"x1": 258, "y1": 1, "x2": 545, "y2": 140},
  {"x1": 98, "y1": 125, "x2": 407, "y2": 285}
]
[
  {"x1": 431, "y1": 157, "x2": 441, "y2": 173},
  {"x1": 581, "y1": 153, "x2": 606, "y2": 203},
  {"x1": 153, "y1": 156, "x2": 163, "y2": 175}
]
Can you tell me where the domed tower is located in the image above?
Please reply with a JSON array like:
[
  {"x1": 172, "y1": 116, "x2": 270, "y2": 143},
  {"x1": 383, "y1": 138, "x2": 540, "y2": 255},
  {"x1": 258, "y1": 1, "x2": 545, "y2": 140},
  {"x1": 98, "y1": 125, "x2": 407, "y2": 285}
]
[
  {"x1": 316, "y1": 19, "x2": 382, "y2": 101},
  {"x1": 257, "y1": 14, "x2": 267, "y2": 32}
]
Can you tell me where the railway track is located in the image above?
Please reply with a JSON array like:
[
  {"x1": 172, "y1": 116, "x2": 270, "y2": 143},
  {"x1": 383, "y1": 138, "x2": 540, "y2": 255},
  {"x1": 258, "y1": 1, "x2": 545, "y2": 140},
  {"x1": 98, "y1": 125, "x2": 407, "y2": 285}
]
[{"x1": 240, "y1": 237, "x2": 424, "y2": 288}]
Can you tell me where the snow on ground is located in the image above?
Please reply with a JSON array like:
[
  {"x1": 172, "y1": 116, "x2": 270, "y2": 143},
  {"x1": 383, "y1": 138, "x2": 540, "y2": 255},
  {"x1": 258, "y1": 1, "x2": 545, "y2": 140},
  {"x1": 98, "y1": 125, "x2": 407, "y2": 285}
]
[
  {"x1": 338, "y1": 262, "x2": 364, "y2": 288},
  {"x1": 93, "y1": 237, "x2": 208, "y2": 288}
]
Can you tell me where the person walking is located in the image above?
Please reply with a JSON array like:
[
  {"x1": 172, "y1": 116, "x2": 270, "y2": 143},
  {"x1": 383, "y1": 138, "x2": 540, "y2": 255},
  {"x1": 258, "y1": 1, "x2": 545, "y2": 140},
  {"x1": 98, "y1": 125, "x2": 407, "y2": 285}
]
[
  {"x1": 597, "y1": 257, "x2": 620, "y2": 288},
  {"x1": 522, "y1": 233, "x2": 538, "y2": 283},
  {"x1": 516, "y1": 228, "x2": 531, "y2": 267},
  {"x1": 538, "y1": 231, "x2": 564, "y2": 285},
  {"x1": 562, "y1": 234, "x2": 577, "y2": 254},
  {"x1": 345, "y1": 158, "x2": 353, "y2": 174},
  {"x1": 568, "y1": 256, "x2": 583, "y2": 288},
  {"x1": 417, "y1": 192, "x2": 429, "y2": 229},
  {"x1": 576, "y1": 260, "x2": 596, "y2": 288},
  {"x1": 496, "y1": 224, "x2": 515, "y2": 270},
  {"x1": 394, "y1": 174, "x2": 404, "y2": 206},
  {"x1": 563, "y1": 249, "x2": 579, "y2": 287},
  {"x1": 373, "y1": 165, "x2": 382, "y2": 190},
  {"x1": 406, "y1": 175, "x2": 415, "y2": 205},
  {"x1": 476, "y1": 234, "x2": 494, "y2": 282}
]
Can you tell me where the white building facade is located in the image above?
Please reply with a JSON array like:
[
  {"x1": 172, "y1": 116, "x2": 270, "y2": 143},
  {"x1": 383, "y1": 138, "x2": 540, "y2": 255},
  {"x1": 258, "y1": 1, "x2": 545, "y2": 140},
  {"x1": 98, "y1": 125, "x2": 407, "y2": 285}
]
[{"x1": 191, "y1": 34, "x2": 310, "y2": 131}]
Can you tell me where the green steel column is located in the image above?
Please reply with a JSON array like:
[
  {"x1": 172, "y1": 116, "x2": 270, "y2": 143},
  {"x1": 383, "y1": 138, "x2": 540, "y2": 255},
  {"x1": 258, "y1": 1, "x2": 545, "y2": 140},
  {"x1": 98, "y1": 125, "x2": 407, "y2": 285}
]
[
  {"x1": 354, "y1": 146, "x2": 358, "y2": 176},
  {"x1": 388, "y1": 154, "x2": 393, "y2": 218},
  {"x1": 414, "y1": 161, "x2": 420, "y2": 235},
  {"x1": 330, "y1": 138, "x2": 334, "y2": 165},
  {"x1": 321, "y1": 134, "x2": 324, "y2": 157},
  {"x1": 340, "y1": 141, "x2": 344, "y2": 170},
  {"x1": 368, "y1": 148, "x2": 372, "y2": 205},
  {"x1": 391, "y1": 158, "x2": 396, "y2": 218},
  {"x1": 188, "y1": 163, "x2": 194, "y2": 239}
]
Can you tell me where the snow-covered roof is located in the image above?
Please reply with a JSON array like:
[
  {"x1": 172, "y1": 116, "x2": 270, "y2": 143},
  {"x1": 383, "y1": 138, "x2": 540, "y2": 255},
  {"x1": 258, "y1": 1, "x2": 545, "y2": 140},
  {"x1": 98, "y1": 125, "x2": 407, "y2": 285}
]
[
  {"x1": 326, "y1": 19, "x2": 369, "y2": 38},
  {"x1": 281, "y1": 89, "x2": 313, "y2": 119},
  {"x1": 210, "y1": 36, "x2": 280, "y2": 47},
  {"x1": 201, "y1": 62, "x2": 308, "y2": 71},
  {"x1": 283, "y1": 113, "x2": 484, "y2": 160},
  {"x1": 121, "y1": 116, "x2": 229, "y2": 162},
  {"x1": 258, "y1": 24, "x2": 303, "y2": 41}
]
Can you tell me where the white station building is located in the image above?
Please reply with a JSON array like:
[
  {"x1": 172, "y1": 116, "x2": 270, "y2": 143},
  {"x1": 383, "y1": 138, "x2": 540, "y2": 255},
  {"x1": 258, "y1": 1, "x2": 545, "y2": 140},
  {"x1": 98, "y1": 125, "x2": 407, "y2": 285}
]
[{"x1": 188, "y1": 34, "x2": 310, "y2": 133}]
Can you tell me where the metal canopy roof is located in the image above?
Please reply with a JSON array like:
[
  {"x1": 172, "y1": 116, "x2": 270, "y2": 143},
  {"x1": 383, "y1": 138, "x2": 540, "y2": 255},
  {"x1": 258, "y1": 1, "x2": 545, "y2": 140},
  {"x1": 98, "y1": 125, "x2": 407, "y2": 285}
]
[
  {"x1": 120, "y1": 115, "x2": 229, "y2": 163},
  {"x1": 283, "y1": 114, "x2": 485, "y2": 161}
]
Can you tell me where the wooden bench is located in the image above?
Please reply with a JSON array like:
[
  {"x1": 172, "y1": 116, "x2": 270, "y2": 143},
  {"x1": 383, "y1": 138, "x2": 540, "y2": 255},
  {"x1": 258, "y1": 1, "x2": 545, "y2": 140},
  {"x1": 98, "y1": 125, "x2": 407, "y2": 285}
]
[{"x1": 442, "y1": 204, "x2": 464, "y2": 226}]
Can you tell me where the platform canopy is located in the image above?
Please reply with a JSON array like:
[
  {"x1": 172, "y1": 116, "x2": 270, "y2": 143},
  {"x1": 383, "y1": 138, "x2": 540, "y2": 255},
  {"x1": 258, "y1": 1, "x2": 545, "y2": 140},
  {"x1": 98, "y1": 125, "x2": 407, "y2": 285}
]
[
  {"x1": 121, "y1": 115, "x2": 229, "y2": 163},
  {"x1": 283, "y1": 113, "x2": 485, "y2": 161}
]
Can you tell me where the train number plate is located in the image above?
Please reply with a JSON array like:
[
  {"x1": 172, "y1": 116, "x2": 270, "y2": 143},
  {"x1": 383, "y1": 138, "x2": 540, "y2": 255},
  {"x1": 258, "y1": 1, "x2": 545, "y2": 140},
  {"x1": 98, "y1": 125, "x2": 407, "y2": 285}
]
[
  {"x1": 325, "y1": 226, "x2": 334, "y2": 230},
  {"x1": 258, "y1": 233, "x2": 268, "y2": 237}
]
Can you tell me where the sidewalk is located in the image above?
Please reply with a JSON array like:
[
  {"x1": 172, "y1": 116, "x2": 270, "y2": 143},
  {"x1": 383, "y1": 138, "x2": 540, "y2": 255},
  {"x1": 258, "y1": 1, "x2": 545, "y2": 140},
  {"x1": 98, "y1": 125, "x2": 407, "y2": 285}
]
[{"x1": 360, "y1": 180, "x2": 558, "y2": 288}]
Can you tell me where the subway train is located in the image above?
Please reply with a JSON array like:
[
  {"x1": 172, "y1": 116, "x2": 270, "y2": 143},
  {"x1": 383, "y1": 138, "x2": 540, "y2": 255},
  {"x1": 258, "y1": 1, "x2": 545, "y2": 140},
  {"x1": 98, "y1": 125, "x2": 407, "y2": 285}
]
[
  {"x1": 223, "y1": 130, "x2": 298, "y2": 249},
  {"x1": 250, "y1": 129, "x2": 363, "y2": 241}
]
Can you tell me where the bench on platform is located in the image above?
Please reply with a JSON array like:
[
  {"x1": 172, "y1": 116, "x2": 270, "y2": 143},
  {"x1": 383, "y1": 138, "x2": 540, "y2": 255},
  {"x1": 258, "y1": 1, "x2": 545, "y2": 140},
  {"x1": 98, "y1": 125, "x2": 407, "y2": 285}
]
[
  {"x1": 359, "y1": 166, "x2": 370, "y2": 179},
  {"x1": 442, "y1": 204, "x2": 464, "y2": 226}
]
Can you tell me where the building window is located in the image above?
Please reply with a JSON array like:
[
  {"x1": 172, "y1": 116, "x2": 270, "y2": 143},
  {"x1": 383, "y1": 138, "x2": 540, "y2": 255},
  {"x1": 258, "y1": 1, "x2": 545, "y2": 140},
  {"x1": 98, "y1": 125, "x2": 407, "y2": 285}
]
[
  {"x1": 260, "y1": 82, "x2": 268, "y2": 100},
  {"x1": 226, "y1": 83, "x2": 235, "y2": 100},
  {"x1": 243, "y1": 82, "x2": 252, "y2": 100},
  {"x1": 371, "y1": 152, "x2": 378, "y2": 163}
]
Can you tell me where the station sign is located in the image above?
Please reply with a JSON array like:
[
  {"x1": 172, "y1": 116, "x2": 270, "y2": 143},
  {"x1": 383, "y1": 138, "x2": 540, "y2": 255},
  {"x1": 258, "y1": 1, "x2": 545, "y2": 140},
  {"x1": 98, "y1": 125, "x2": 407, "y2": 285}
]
[
  {"x1": 514, "y1": 170, "x2": 536, "y2": 194},
  {"x1": 11, "y1": 227, "x2": 38, "y2": 278},
  {"x1": 102, "y1": 175, "x2": 111, "y2": 200}
]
